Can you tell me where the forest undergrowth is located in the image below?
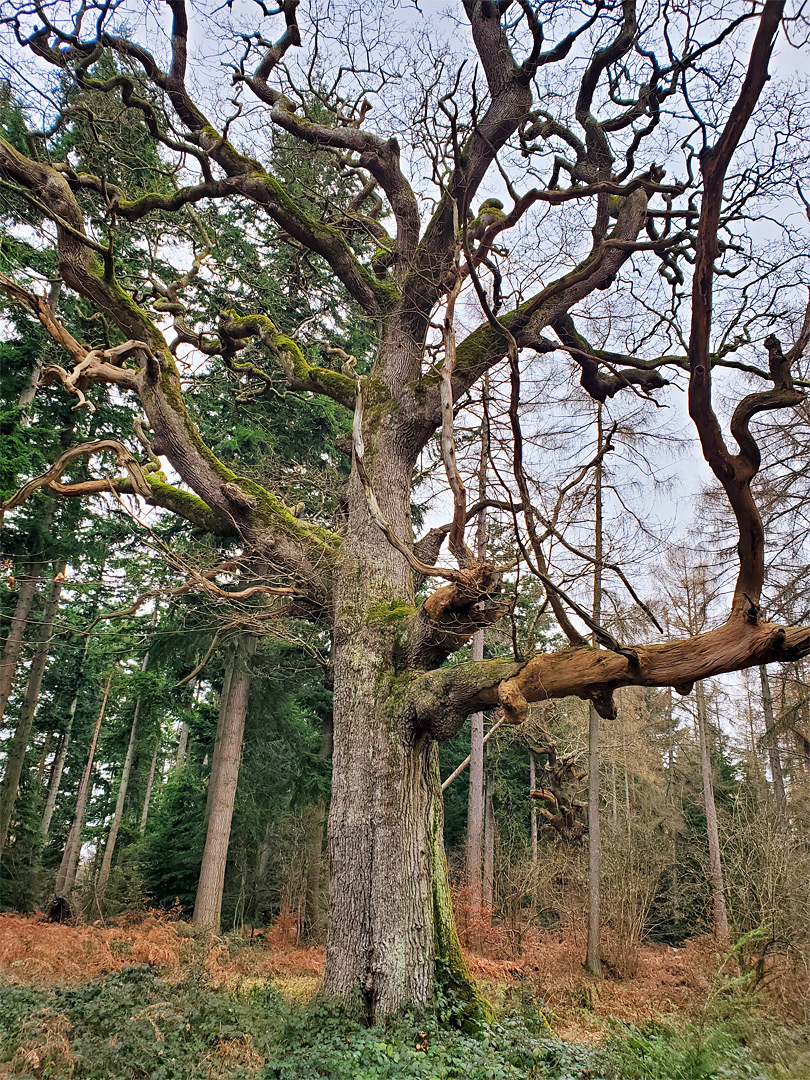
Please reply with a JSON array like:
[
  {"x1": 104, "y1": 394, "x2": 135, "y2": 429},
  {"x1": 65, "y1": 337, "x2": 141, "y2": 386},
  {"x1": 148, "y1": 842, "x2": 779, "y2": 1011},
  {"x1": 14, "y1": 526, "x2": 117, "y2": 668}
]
[{"x1": 0, "y1": 912, "x2": 807, "y2": 1080}]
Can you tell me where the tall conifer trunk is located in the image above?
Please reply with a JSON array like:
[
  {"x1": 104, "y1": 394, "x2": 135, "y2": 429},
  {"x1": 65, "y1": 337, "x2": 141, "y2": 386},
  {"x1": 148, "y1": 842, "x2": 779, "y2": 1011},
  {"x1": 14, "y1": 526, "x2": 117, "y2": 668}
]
[
  {"x1": 585, "y1": 407, "x2": 604, "y2": 977},
  {"x1": 192, "y1": 639, "x2": 256, "y2": 932},
  {"x1": 96, "y1": 647, "x2": 151, "y2": 897},
  {"x1": 0, "y1": 564, "x2": 65, "y2": 854},
  {"x1": 54, "y1": 668, "x2": 113, "y2": 895},
  {"x1": 139, "y1": 737, "x2": 160, "y2": 835},
  {"x1": 759, "y1": 665, "x2": 786, "y2": 810},
  {"x1": 695, "y1": 680, "x2": 730, "y2": 941},
  {"x1": 466, "y1": 398, "x2": 489, "y2": 918},
  {"x1": 0, "y1": 564, "x2": 41, "y2": 723}
]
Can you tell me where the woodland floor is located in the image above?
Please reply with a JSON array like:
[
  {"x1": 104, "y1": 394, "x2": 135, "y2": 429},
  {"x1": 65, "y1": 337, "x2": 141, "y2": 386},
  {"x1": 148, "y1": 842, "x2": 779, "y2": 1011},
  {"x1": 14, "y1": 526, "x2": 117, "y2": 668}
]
[{"x1": 0, "y1": 912, "x2": 808, "y2": 1078}]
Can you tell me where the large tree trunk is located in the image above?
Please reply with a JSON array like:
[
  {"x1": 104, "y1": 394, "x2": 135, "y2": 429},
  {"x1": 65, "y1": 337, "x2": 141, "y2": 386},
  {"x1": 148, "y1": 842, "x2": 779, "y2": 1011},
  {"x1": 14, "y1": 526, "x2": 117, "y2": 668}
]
[
  {"x1": 323, "y1": 357, "x2": 484, "y2": 1017},
  {"x1": 0, "y1": 565, "x2": 65, "y2": 854},
  {"x1": 695, "y1": 680, "x2": 730, "y2": 941},
  {"x1": 323, "y1": 308, "x2": 491, "y2": 1017},
  {"x1": 192, "y1": 639, "x2": 256, "y2": 932},
  {"x1": 54, "y1": 668, "x2": 113, "y2": 895}
]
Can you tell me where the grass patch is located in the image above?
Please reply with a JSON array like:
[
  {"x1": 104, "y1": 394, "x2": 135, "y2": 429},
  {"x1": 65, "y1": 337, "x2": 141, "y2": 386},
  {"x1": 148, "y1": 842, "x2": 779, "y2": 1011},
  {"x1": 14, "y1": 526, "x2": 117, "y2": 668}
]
[{"x1": 0, "y1": 964, "x2": 800, "y2": 1079}]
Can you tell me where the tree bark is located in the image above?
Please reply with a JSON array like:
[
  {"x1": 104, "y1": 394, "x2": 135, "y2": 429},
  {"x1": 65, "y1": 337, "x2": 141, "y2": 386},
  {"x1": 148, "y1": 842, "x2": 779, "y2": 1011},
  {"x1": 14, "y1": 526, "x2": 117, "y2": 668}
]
[
  {"x1": 759, "y1": 665, "x2": 787, "y2": 811},
  {"x1": 192, "y1": 638, "x2": 256, "y2": 932},
  {"x1": 96, "y1": 647, "x2": 152, "y2": 898},
  {"x1": 54, "y1": 667, "x2": 113, "y2": 895},
  {"x1": 695, "y1": 680, "x2": 730, "y2": 941},
  {"x1": 0, "y1": 564, "x2": 65, "y2": 854},
  {"x1": 585, "y1": 406, "x2": 604, "y2": 978}
]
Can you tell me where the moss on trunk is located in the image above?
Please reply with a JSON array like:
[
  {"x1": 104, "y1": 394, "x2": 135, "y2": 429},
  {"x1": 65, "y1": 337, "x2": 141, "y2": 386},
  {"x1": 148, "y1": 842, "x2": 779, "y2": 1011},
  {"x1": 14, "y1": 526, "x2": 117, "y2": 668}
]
[{"x1": 429, "y1": 744, "x2": 493, "y2": 1029}]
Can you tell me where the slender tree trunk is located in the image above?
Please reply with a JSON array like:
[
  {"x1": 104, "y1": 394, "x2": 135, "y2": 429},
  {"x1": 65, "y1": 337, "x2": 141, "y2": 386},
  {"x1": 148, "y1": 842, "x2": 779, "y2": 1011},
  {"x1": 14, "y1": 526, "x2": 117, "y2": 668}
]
[
  {"x1": 54, "y1": 668, "x2": 113, "y2": 895},
  {"x1": 466, "y1": 390, "x2": 489, "y2": 916},
  {"x1": 529, "y1": 752, "x2": 538, "y2": 864},
  {"x1": 695, "y1": 680, "x2": 730, "y2": 941},
  {"x1": 0, "y1": 565, "x2": 65, "y2": 854},
  {"x1": 482, "y1": 771, "x2": 495, "y2": 911},
  {"x1": 252, "y1": 821, "x2": 273, "y2": 924},
  {"x1": 302, "y1": 717, "x2": 333, "y2": 941},
  {"x1": 192, "y1": 639, "x2": 256, "y2": 932},
  {"x1": 41, "y1": 728, "x2": 68, "y2": 839},
  {"x1": 97, "y1": 649, "x2": 152, "y2": 897},
  {"x1": 175, "y1": 722, "x2": 190, "y2": 768},
  {"x1": 585, "y1": 405, "x2": 604, "y2": 978},
  {"x1": 139, "y1": 737, "x2": 160, "y2": 835},
  {"x1": 759, "y1": 665, "x2": 787, "y2": 811},
  {"x1": 40, "y1": 634, "x2": 94, "y2": 841},
  {"x1": 0, "y1": 564, "x2": 42, "y2": 723},
  {"x1": 175, "y1": 675, "x2": 199, "y2": 769},
  {"x1": 35, "y1": 734, "x2": 53, "y2": 786}
]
